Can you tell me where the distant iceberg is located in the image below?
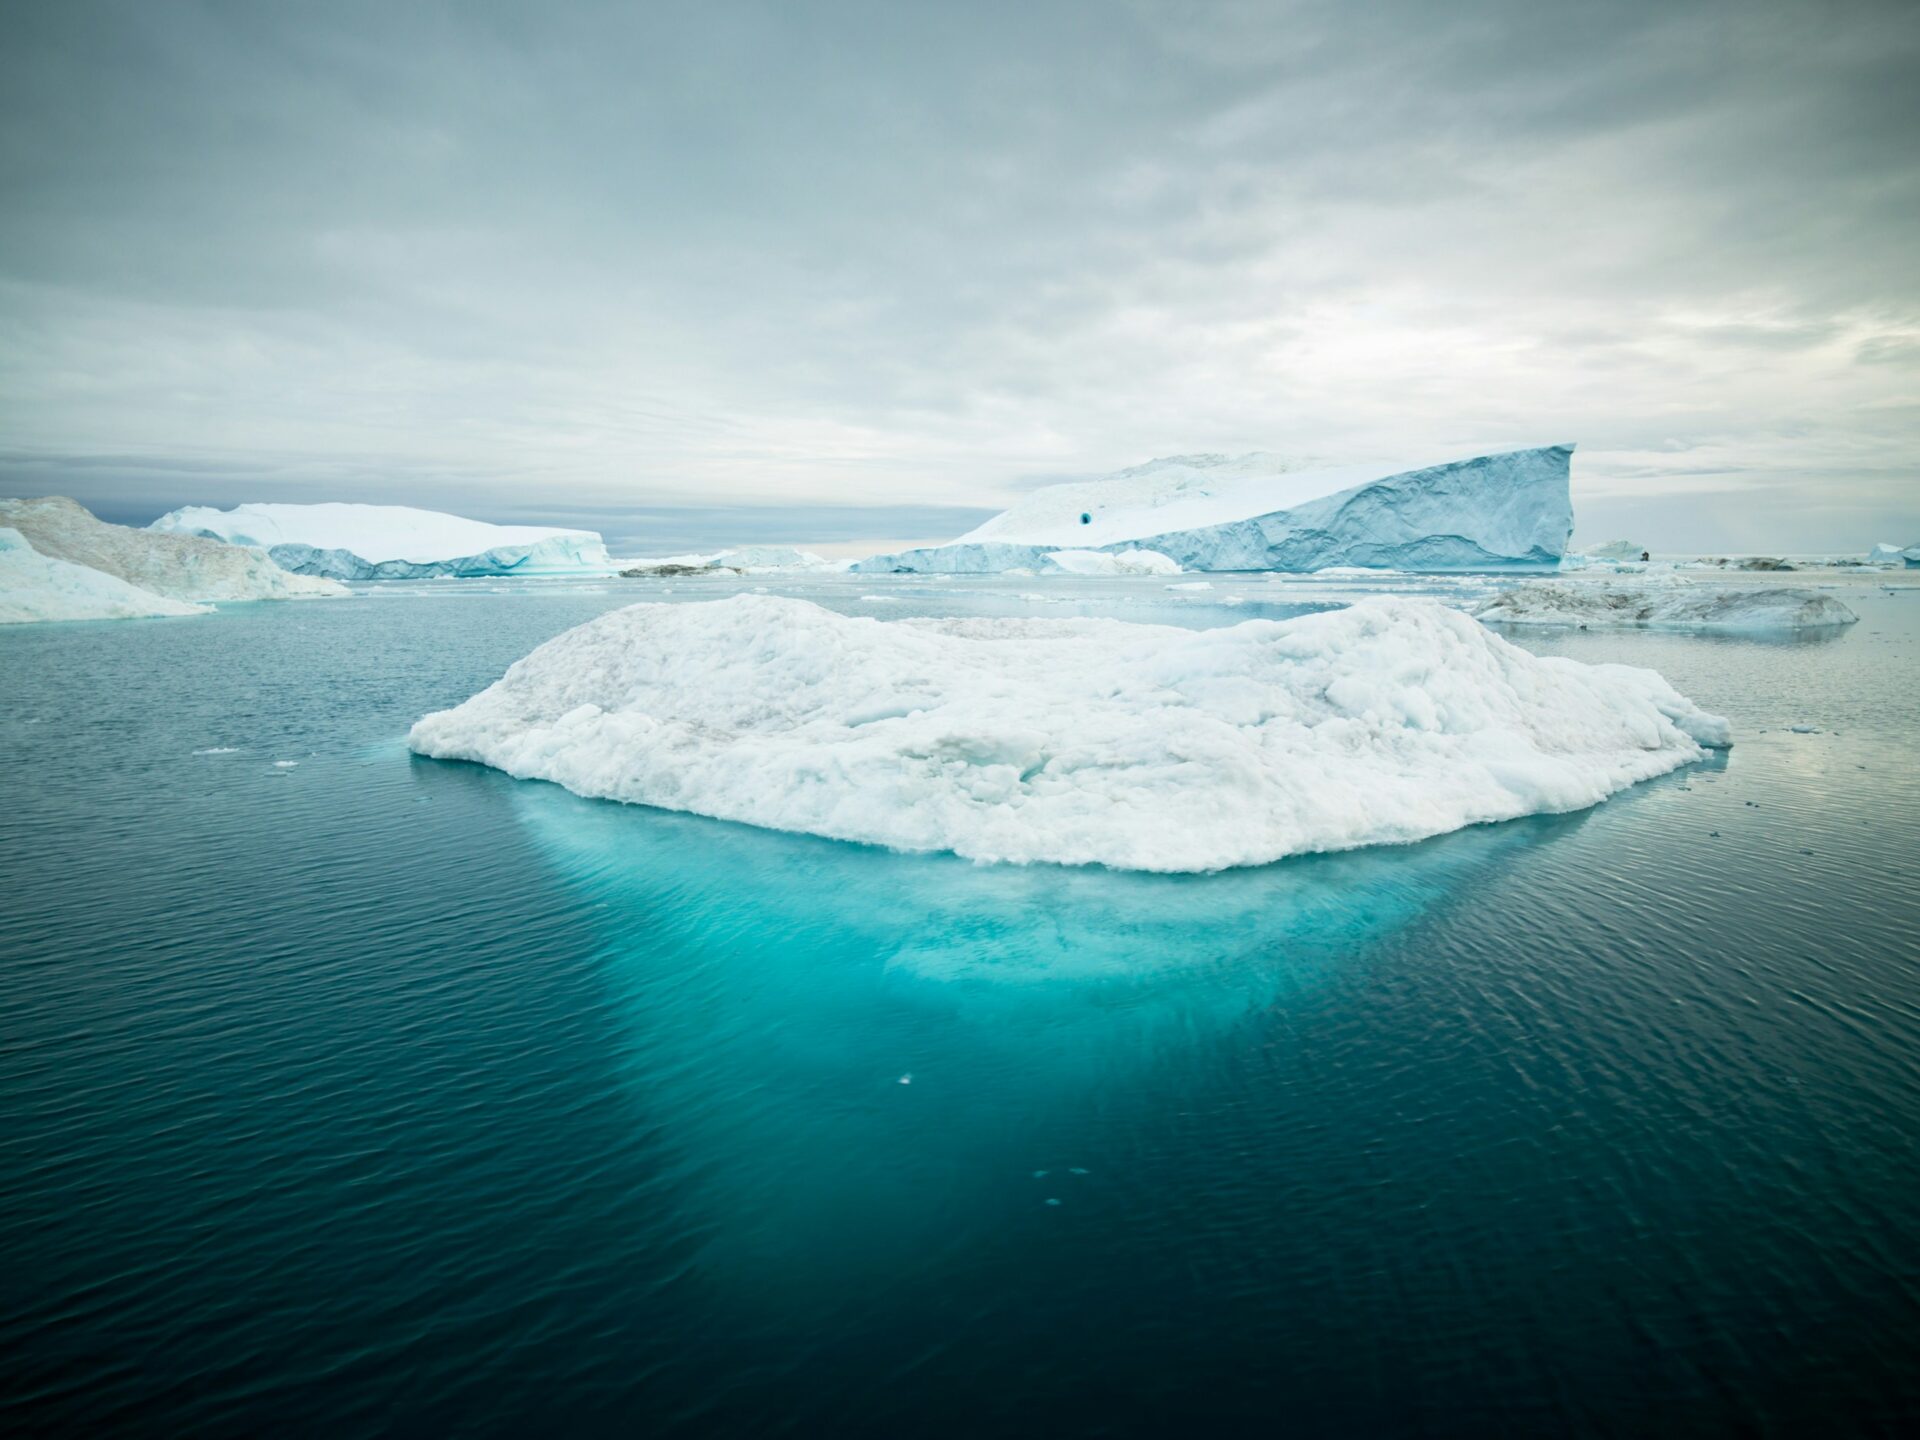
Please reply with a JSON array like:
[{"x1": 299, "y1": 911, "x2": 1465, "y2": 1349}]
[
  {"x1": 409, "y1": 593, "x2": 1728, "y2": 872},
  {"x1": 853, "y1": 445, "x2": 1574, "y2": 574},
  {"x1": 621, "y1": 546, "x2": 842, "y2": 576},
  {"x1": 149, "y1": 502, "x2": 614, "y2": 580},
  {"x1": 1867, "y1": 542, "x2": 1920, "y2": 567},
  {"x1": 1041, "y1": 549, "x2": 1181, "y2": 577},
  {"x1": 0, "y1": 496, "x2": 346, "y2": 602},
  {"x1": 0, "y1": 526, "x2": 210, "y2": 624},
  {"x1": 1475, "y1": 581, "x2": 1857, "y2": 631}
]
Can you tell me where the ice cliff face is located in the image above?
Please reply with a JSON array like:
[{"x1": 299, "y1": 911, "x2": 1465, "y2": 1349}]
[
  {"x1": 0, "y1": 527, "x2": 210, "y2": 624},
  {"x1": 409, "y1": 592, "x2": 1728, "y2": 872},
  {"x1": 0, "y1": 497, "x2": 346, "y2": 602},
  {"x1": 149, "y1": 502, "x2": 614, "y2": 580},
  {"x1": 1475, "y1": 581, "x2": 1858, "y2": 631},
  {"x1": 854, "y1": 446, "x2": 1575, "y2": 574}
]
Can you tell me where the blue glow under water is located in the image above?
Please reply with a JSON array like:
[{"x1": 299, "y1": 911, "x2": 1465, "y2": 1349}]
[{"x1": 3, "y1": 574, "x2": 1919, "y2": 1435}]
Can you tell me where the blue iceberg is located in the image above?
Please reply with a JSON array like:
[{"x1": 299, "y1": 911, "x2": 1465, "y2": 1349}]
[{"x1": 854, "y1": 445, "x2": 1574, "y2": 574}]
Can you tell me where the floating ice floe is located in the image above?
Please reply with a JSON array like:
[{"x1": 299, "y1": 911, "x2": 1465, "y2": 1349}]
[
  {"x1": 0, "y1": 526, "x2": 210, "y2": 624},
  {"x1": 853, "y1": 445, "x2": 1573, "y2": 574},
  {"x1": 1, "y1": 496, "x2": 347, "y2": 602},
  {"x1": 150, "y1": 501, "x2": 614, "y2": 581},
  {"x1": 1474, "y1": 581, "x2": 1857, "y2": 631},
  {"x1": 409, "y1": 594, "x2": 1730, "y2": 872}
]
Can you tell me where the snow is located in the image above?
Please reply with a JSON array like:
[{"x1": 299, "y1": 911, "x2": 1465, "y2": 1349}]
[
  {"x1": 1579, "y1": 540, "x2": 1646, "y2": 561},
  {"x1": 1040, "y1": 548, "x2": 1181, "y2": 577},
  {"x1": 714, "y1": 546, "x2": 842, "y2": 573},
  {"x1": 408, "y1": 593, "x2": 1730, "y2": 873},
  {"x1": 619, "y1": 546, "x2": 843, "y2": 575},
  {"x1": 0, "y1": 527, "x2": 210, "y2": 624},
  {"x1": 0, "y1": 496, "x2": 346, "y2": 602},
  {"x1": 149, "y1": 502, "x2": 613, "y2": 580},
  {"x1": 853, "y1": 446, "x2": 1574, "y2": 574},
  {"x1": 1474, "y1": 581, "x2": 1858, "y2": 631}
]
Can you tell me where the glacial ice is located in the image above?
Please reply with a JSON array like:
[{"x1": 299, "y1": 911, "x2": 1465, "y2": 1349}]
[
  {"x1": 1040, "y1": 549, "x2": 1181, "y2": 577},
  {"x1": 1579, "y1": 540, "x2": 1647, "y2": 562},
  {"x1": 0, "y1": 496, "x2": 346, "y2": 602},
  {"x1": 408, "y1": 593, "x2": 1729, "y2": 872},
  {"x1": 621, "y1": 546, "x2": 842, "y2": 575},
  {"x1": 1867, "y1": 542, "x2": 1920, "y2": 567},
  {"x1": 1474, "y1": 581, "x2": 1858, "y2": 631},
  {"x1": 149, "y1": 502, "x2": 614, "y2": 580},
  {"x1": 0, "y1": 527, "x2": 210, "y2": 624},
  {"x1": 853, "y1": 446, "x2": 1574, "y2": 574}
]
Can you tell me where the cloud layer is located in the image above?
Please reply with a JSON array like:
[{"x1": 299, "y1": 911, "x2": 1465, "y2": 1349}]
[{"x1": 3, "y1": 0, "x2": 1916, "y2": 550}]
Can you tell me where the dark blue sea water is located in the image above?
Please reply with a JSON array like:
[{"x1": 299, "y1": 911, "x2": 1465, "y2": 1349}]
[{"x1": 4, "y1": 575, "x2": 1919, "y2": 1436}]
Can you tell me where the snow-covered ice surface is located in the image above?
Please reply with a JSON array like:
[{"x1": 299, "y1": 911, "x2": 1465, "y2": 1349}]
[
  {"x1": 619, "y1": 546, "x2": 843, "y2": 574},
  {"x1": 0, "y1": 526, "x2": 210, "y2": 624},
  {"x1": 409, "y1": 592, "x2": 1729, "y2": 872},
  {"x1": 1041, "y1": 548, "x2": 1181, "y2": 577},
  {"x1": 1866, "y1": 542, "x2": 1920, "y2": 567},
  {"x1": 1475, "y1": 581, "x2": 1858, "y2": 632},
  {"x1": 0, "y1": 496, "x2": 347, "y2": 602},
  {"x1": 149, "y1": 502, "x2": 613, "y2": 580},
  {"x1": 854, "y1": 446, "x2": 1574, "y2": 574}
]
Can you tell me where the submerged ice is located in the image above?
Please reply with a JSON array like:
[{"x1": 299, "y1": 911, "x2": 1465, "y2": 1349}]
[{"x1": 409, "y1": 593, "x2": 1729, "y2": 872}]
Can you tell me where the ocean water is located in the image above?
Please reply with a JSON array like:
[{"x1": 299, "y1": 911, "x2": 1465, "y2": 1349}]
[{"x1": 3, "y1": 573, "x2": 1918, "y2": 1436}]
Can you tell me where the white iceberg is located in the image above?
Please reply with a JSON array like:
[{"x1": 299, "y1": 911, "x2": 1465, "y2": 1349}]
[
  {"x1": 1867, "y1": 542, "x2": 1920, "y2": 567},
  {"x1": 0, "y1": 526, "x2": 210, "y2": 624},
  {"x1": 149, "y1": 502, "x2": 614, "y2": 580},
  {"x1": 1474, "y1": 581, "x2": 1857, "y2": 631},
  {"x1": 1577, "y1": 540, "x2": 1647, "y2": 562},
  {"x1": 0, "y1": 496, "x2": 347, "y2": 602},
  {"x1": 619, "y1": 545, "x2": 842, "y2": 576},
  {"x1": 409, "y1": 593, "x2": 1729, "y2": 873},
  {"x1": 1040, "y1": 548, "x2": 1182, "y2": 577},
  {"x1": 853, "y1": 445, "x2": 1574, "y2": 574}
]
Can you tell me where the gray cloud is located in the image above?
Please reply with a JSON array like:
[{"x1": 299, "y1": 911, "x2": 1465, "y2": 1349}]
[{"x1": 2, "y1": 0, "x2": 1916, "y2": 550}]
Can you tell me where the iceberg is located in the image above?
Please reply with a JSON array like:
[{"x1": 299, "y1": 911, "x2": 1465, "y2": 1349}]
[
  {"x1": 620, "y1": 546, "x2": 842, "y2": 576},
  {"x1": 148, "y1": 502, "x2": 614, "y2": 580},
  {"x1": 1040, "y1": 549, "x2": 1182, "y2": 577},
  {"x1": 853, "y1": 445, "x2": 1574, "y2": 574},
  {"x1": 409, "y1": 593, "x2": 1729, "y2": 872},
  {"x1": 0, "y1": 496, "x2": 346, "y2": 602},
  {"x1": 0, "y1": 527, "x2": 210, "y2": 624},
  {"x1": 1474, "y1": 581, "x2": 1857, "y2": 631},
  {"x1": 1578, "y1": 540, "x2": 1647, "y2": 562},
  {"x1": 1867, "y1": 542, "x2": 1920, "y2": 567}
]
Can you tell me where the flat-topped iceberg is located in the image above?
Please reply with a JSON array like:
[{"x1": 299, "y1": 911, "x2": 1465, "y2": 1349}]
[
  {"x1": 149, "y1": 502, "x2": 613, "y2": 580},
  {"x1": 621, "y1": 546, "x2": 841, "y2": 576},
  {"x1": 1041, "y1": 548, "x2": 1181, "y2": 577},
  {"x1": 409, "y1": 593, "x2": 1728, "y2": 872},
  {"x1": 0, "y1": 496, "x2": 346, "y2": 602},
  {"x1": 1475, "y1": 581, "x2": 1857, "y2": 631},
  {"x1": 853, "y1": 445, "x2": 1574, "y2": 574},
  {"x1": 0, "y1": 526, "x2": 210, "y2": 624}
]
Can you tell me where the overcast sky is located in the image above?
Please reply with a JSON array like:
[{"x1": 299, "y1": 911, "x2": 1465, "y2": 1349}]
[{"x1": 2, "y1": 0, "x2": 1916, "y2": 553}]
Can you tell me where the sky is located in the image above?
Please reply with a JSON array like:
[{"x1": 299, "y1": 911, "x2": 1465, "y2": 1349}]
[{"x1": 2, "y1": 0, "x2": 1916, "y2": 556}]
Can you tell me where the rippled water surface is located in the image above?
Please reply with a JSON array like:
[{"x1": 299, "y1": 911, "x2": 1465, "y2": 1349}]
[{"x1": 3, "y1": 574, "x2": 1918, "y2": 1435}]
